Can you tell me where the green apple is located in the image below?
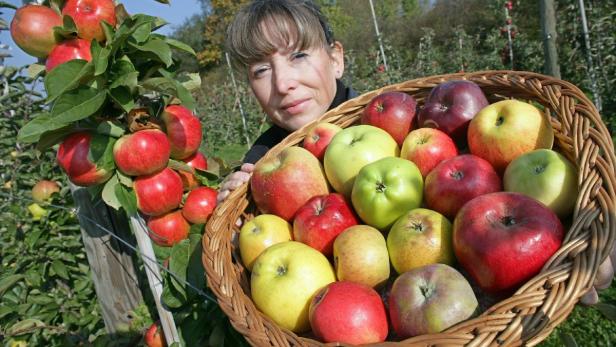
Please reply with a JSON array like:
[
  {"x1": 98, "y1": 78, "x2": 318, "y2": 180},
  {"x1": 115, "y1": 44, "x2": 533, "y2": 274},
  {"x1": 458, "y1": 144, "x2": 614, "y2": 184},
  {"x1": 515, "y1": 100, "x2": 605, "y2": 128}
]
[
  {"x1": 387, "y1": 208, "x2": 455, "y2": 274},
  {"x1": 468, "y1": 99, "x2": 554, "y2": 173},
  {"x1": 251, "y1": 241, "x2": 336, "y2": 333},
  {"x1": 333, "y1": 225, "x2": 390, "y2": 288},
  {"x1": 351, "y1": 157, "x2": 423, "y2": 230},
  {"x1": 239, "y1": 214, "x2": 293, "y2": 271},
  {"x1": 504, "y1": 149, "x2": 578, "y2": 217},
  {"x1": 324, "y1": 125, "x2": 399, "y2": 196}
]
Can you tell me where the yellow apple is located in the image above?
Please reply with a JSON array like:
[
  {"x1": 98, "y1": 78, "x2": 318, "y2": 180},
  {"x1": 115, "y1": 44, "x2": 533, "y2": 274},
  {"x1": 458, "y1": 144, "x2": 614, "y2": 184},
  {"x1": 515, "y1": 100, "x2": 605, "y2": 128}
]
[
  {"x1": 333, "y1": 225, "x2": 390, "y2": 288},
  {"x1": 468, "y1": 99, "x2": 554, "y2": 173},
  {"x1": 387, "y1": 208, "x2": 455, "y2": 274},
  {"x1": 239, "y1": 214, "x2": 293, "y2": 271},
  {"x1": 251, "y1": 241, "x2": 336, "y2": 333}
]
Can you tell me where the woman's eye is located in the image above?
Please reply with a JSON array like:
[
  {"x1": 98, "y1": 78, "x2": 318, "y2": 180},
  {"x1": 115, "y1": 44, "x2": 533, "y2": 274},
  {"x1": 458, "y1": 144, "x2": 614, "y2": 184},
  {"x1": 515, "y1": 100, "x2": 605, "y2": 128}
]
[{"x1": 291, "y1": 52, "x2": 308, "y2": 60}]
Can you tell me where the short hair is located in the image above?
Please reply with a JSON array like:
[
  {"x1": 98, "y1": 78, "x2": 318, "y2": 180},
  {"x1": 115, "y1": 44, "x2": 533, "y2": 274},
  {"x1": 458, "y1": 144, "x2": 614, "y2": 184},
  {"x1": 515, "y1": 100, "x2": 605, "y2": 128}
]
[{"x1": 225, "y1": 0, "x2": 335, "y2": 71}]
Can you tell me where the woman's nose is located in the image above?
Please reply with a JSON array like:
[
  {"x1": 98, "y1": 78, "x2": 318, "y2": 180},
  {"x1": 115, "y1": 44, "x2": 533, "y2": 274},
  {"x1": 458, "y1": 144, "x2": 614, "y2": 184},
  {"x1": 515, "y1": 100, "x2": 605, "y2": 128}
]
[{"x1": 273, "y1": 66, "x2": 299, "y2": 94}]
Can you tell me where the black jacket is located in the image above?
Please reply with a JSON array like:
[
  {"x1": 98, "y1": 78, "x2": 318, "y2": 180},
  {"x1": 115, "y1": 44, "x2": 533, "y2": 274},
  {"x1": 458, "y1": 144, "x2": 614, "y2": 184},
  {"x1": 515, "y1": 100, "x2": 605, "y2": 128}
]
[{"x1": 243, "y1": 79, "x2": 357, "y2": 164}]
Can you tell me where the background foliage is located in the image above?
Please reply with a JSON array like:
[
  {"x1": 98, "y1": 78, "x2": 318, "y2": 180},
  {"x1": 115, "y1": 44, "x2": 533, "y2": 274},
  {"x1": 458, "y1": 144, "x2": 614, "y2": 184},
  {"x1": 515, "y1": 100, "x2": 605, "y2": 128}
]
[{"x1": 1, "y1": 0, "x2": 614, "y2": 346}]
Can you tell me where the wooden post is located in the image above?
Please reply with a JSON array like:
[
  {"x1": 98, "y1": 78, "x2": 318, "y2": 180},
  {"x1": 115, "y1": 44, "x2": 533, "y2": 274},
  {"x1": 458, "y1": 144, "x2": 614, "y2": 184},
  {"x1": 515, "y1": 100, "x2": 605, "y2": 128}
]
[
  {"x1": 70, "y1": 184, "x2": 144, "y2": 334},
  {"x1": 540, "y1": 0, "x2": 561, "y2": 78}
]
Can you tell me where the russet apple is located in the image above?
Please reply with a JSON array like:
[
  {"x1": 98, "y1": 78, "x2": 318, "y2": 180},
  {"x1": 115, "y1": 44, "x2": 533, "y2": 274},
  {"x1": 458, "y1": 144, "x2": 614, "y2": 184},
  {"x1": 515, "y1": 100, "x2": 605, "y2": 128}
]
[
  {"x1": 400, "y1": 128, "x2": 458, "y2": 177},
  {"x1": 387, "y1": 208, "x2": 455, "y2": 274},
  {"x1": 504, "y1": 149, "x2": 578, "y2": 218},
  {"x1": 361, "y1": 91, "x2": 417, "y2": 146},
  {"x1": 181, "y1": 186, "x2": 217, "y2": 224},
  {"x1": 309, "y1": 281, "x2": 388, "y2": 344},
  {"x1": 56, "y1": 131, "x2": 114, "y2": 187},
  {"x1": 134, "y1": 168, "x2": 183, "y2": 216},
  {"x1": 351, "y1": 157, "x2": 423, "y2": 230},
  {"x1": 453, "y1": 192, "x2": 564, "y2": 294},
  {"x1": 251, "y1": 146, "x2": 329, "y2": 221},
  {"x1": 162, "y1": 105, "x2": 203, "y2": 160},
  {"x1": 389, "y1": 263, "x2": 478, "y2": 338},
  {"x1": 251, "y1": 241, "x2": 336, "y2": 333},
  {"x1": 468, "y1": 99, "x2": 554, "y2": 173},
  {"x1": 333, "y1": 225, "x2": 390, "y2": 288},
  {"x1": 417, "y1": 80, "x2": 489, "y2": 145},
  {"x1": 10, "y1": 4, "x2": 62, "y2": 58},
  {"x1": 113, "y1": 129, "x2": 170, "y2": 176},
  {"x1": 62, "y1": 0, "x2": 117, "y2": 42},
  {"x1": 45, "y1": 38, "x2": 92, "y2": 72},
  {"x1": 302, "y1": 122, "x2": 342, "y2": 161},
  {"x1": 324, "y1": 125, "x2": 399, "y2": 197},
  {"x1": 146, "y1": 210, "x2": 190, "y2": 247},
  {"x1": 293, "y1": 193, "x2": 358, "y2": 257},
  {"x1": 424, "y1": 154, "x2": 501, "y2": 219},
  {"x1": 239, "y1": 214, "x2": 293, "y2": 271}
]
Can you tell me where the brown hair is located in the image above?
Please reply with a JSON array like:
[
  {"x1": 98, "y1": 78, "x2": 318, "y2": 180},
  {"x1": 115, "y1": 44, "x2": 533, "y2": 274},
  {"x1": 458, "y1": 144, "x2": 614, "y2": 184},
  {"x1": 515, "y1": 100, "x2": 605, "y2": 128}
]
[{"x1": 225, "y1": 0, "x2": 334, "y2": 71}]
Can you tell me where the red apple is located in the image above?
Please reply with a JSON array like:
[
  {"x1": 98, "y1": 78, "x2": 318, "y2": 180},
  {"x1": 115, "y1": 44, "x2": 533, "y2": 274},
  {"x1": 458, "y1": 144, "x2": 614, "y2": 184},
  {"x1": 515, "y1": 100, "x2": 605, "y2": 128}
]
[
  {"x1": 182, "y1": 186, "x2": 217, "y2": 224},
  {"x1": 453, "y1": 192, "x2": 564, "y2": 294},
  {"x1": 309, "y1": 281, "x2": 388, "y2": 344},
  {"x1": 45, "y1": 38, "x2": 92, "y2": 72},
  {"x1": 417, "y1": 80, "x2": 489, "y2": 144},
  {"x1": 10, "y1": 4, "x2": 62, "y2": 58},
  {"x1": 361, "y1": 91, "x2": 417, "y2": 145},
  {"x1": 57, "y1": 131, "x2": 113, "y2": 187},
  {"x1": 134, "y1": 168, "x2": 183, "y2": 216},
  {"x1": 146, "y1": 210, "x2": 190, "y2": 247},
  {"x1": 31, "y1": 180, "x2": 60, "y2": 203},
  {"x1": 251, "y1": 146, "x2": 329, "y2": 221},
  {"x1": 293, "y1": 193, "x2": 358, "y2": 256},
  {"x1": 61, "y1": 0, "x2": 117, "y2": 42},
  {"x1": 302, "y1": 122, "x2": 342, "y2": 161},
  {"x1": 144, "y1": 321, "x2": 166, "y2": 347},
  {"x1": 113, "y1": 129, "x2": 170, "y2": 176},
  {"x1": 178, "y1": 152, "x2": 208, "y2": 190},
  {"x1": 400, "y1": 128, "x2": 458, "y2": 177},
  {"x1": 161, "y1": 105, "x2": 203, "y2": 160},
  {"x1": 425, "y1": 154, "x2": 501, "y2": 219}
]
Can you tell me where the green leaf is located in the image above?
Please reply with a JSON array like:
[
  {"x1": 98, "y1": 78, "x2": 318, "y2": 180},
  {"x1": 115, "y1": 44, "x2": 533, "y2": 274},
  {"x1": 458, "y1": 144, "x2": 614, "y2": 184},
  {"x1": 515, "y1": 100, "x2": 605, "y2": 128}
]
[
  {"x1": 45, "y1": 60, "x2": 95, "y2": 103},
  {"x1": 0, "y1": 275, "x2": 24, "y2": 296},
  {"x1": 130, "y1": 39, "x2": 172, "y2": 67},
  {"x1": 115, "y1": 184, "x2": 137, "y2": 216},
  {"x1": 35, "y1": 125, "x2": 76, "y2": 151},
  {"x1": 96, "y1": 120, "x2": 126, "y2": 138},
  {"x1": 50, "y1": 86, "x2": 106, "y2": 124},
  {"x1": 27, "y1": 64, "x2": 46, "y2": 79},
  {"x1": 6, "y1": 319, "x2": 46, "y2": 336},
  {"x1": 165, "y1": 38, "x2": 196, "y2": 56},
  {"x1": 51, "y1": 259, "x2": 69, "y2": 280},
  {"x1": 595, "y1": 303, "x2": 616, "y2": 321},
  {"x1": 102, "y1": 175, "x2": 122, "y2": 210},
  {"x1": 109, "y1": 86, "x2": 135, "y2": 113},
  {"x1": 91, "y1": 40, "x2": 111, "y2": 76}
]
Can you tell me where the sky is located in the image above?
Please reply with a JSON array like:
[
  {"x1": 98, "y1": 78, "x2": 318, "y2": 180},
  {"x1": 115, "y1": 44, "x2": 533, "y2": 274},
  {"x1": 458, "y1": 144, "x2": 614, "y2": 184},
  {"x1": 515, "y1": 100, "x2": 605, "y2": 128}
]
[{"x1": 0, "y1": 0, "x2": 202, "y2": 67}]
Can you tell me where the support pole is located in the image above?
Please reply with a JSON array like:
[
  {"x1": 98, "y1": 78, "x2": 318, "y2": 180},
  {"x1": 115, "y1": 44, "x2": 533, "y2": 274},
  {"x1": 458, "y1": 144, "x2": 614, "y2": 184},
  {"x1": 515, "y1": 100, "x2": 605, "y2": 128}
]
[{"x1": 368, "y1": 0, "x2": 388, "y2": 71}]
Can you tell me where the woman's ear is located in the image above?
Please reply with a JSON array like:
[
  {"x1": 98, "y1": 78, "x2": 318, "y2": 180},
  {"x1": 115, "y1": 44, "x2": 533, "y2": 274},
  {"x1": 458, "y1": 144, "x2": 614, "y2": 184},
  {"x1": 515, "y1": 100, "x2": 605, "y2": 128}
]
[{"x1": 330, "y1": 41, "x2": 345, "y2": 79}]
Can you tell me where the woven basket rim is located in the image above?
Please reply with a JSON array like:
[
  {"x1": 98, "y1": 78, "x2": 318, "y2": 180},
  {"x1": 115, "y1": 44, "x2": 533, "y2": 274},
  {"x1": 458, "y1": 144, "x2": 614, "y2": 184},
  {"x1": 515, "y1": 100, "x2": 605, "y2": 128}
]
[{"x1": 203, "y1": 70, "x2": 616, "y2": 347}]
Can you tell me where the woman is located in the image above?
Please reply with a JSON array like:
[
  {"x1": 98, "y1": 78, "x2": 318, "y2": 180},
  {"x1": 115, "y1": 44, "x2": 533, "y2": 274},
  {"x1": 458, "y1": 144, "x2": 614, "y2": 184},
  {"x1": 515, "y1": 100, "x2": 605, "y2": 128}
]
[{"x1": 216, "y1": 0, "x2": 356, "y2": 203}]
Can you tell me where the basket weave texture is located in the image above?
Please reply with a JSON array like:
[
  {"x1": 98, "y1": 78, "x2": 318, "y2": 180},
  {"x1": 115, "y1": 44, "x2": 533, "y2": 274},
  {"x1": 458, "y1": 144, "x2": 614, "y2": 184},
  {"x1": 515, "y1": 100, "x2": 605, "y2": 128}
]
[{"x1": 203, "y1": 71, "x2": 616, "y2": 346}]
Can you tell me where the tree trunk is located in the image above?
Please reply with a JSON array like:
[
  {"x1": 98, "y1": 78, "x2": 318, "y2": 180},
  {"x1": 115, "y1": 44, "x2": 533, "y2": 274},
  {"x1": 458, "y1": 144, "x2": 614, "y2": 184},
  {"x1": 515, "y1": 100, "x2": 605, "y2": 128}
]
[
  {"x1": 540, "y1": 0, "x2": 560, "y2": 78},
  {"x1": 70, "y1": 184, "x2": 143, "y2": 334}
]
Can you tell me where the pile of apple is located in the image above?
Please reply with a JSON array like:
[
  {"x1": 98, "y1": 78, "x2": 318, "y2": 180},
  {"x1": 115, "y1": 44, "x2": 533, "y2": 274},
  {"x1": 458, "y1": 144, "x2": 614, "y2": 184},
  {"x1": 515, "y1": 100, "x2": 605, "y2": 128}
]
[
  {"x1": 239, "y1": 81, "x2": 578, "y2": 344},
  {"x1": 11, "y1": 1, "x2": 217, "y2": 248}
]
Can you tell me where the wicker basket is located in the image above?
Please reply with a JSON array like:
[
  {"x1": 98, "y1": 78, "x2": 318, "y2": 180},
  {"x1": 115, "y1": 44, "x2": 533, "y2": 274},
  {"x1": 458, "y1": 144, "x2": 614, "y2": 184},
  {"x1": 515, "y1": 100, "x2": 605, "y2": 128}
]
[{"x1": 203, "y1": 70, "x2": 616, "y2": 346}]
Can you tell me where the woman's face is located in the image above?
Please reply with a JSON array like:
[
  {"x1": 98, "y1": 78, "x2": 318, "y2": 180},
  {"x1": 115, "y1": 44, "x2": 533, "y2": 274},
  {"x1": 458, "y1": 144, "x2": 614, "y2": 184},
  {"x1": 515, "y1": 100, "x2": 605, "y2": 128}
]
[{"x1": 248, "y1": 40, "x2": 344, "y2": 132}]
